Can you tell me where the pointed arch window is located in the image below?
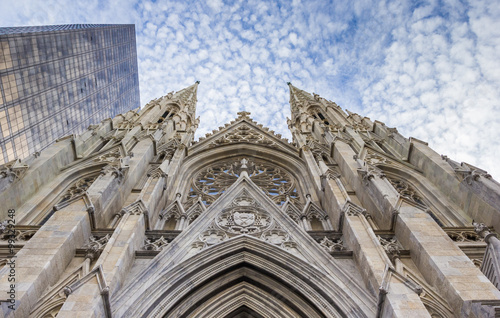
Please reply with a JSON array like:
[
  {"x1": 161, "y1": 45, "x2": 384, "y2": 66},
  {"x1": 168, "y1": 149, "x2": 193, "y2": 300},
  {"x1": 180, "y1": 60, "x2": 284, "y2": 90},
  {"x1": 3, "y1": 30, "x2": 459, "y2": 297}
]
[
  {"x1": 387, "y1": 176, "x2": 445, "y2": 227},
  {"x1": 36, "y1": 173, "x2": 100, "y2": 225}
]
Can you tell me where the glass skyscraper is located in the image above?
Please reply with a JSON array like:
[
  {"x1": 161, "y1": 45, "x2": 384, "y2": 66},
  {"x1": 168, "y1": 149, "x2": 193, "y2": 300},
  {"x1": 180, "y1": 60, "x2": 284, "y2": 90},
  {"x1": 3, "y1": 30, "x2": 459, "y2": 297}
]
[{"x1": 0, "y1": 24, "x2": 140, "y2": 164}]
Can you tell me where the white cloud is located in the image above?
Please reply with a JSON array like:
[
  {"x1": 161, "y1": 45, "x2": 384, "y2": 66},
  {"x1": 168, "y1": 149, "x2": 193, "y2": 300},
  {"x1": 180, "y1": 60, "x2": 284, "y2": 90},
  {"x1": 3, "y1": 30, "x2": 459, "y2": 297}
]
[{"x1": 1, "y1": 0, "x2": 499, "y2": 180}]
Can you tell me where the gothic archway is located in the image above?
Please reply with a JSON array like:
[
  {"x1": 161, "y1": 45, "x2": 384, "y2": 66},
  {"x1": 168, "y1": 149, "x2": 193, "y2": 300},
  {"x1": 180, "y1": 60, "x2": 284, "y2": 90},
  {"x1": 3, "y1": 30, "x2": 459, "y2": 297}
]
[{"x1": 118, "y1": 235, "x2": 370, "y2": 317}]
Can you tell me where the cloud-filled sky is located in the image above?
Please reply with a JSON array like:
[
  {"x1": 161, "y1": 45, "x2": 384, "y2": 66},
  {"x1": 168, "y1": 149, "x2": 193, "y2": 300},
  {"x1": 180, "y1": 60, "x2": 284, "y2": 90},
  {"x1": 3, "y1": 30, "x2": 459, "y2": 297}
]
[{"x1": 1, "y1": 0, "x2": 499, "y2": 179}]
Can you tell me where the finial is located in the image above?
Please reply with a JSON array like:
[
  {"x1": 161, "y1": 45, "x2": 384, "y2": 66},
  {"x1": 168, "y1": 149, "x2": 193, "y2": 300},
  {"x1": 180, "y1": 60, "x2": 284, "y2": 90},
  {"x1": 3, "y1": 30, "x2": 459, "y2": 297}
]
[
  {"x1": 239, "y1": 158, "x2": 249, "y2": 178},
  {"x1": 195, "y1": 80, "x2": 200, "y2": 84},
  {"x1": 237, "y1": 111, "x2": 251, "y2": 118},
  {"x1": 287, "y1": 82, "x2": 291, "y2": 85}
]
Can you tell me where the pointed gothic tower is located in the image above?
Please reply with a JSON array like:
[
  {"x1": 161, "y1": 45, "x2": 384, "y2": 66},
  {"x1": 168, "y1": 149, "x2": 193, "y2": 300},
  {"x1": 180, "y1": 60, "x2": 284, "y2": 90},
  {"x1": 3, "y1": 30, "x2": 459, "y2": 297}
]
[{"x1": 1, "y1": 82, "x2": 500, "y2": 318}]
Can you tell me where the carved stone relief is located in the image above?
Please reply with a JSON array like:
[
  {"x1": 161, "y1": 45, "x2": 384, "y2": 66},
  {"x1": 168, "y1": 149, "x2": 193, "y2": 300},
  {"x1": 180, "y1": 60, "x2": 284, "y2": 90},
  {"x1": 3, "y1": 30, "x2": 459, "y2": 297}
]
[
  {"x1": 83, "y1": 234, "x2": 110, "y2": 260},
  {"x1": 445, "y1": 229, "x2": 484, "y2": 243},
  {"x1": 143, "y1": 236, "x2": 170, "y2": 251},
  {"x1": 93, "y1": 149, "x2": 122, "y2": 164},
  {"x1": 0, "y1": 228, "x2": 37, "y2": 241},
  {"x1": 387, "y1": 177, "x2": 426, "y2": 206},
  {"x1": 317, "y1": 237, "x2": 345, "y2": 253},
  {"x1": 208, "y1": 124, "x2": 278, "y2": 149},
  {"x1": 57, "y1": 175, "x2": 100, "y2": 206},
  {"x1": 190, "y1": 191, "x2": 299, "y2": 256},
  {"x1": 364, "y1": 150, "x2": 392, "y2": 166},
  {"x1": 0, "y1": 159, "x2": 29, "y2": 182},
  {"x1": 377, "y1": 235, "x2": 403, "y2": 260}
]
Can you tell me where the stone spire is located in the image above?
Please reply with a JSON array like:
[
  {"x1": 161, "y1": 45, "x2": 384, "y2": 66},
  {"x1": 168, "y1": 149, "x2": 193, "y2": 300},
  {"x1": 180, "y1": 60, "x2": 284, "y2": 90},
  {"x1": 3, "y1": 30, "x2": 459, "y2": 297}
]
[
  {"x1": 164, "y1": 81, "x2": 200, "y2": 117},
  {"x1": 287, "y1": 82, "x2": 318, "y2": 122},
  {"x1": 287, "y1": 82, "x2": 324, "y2": 134}
]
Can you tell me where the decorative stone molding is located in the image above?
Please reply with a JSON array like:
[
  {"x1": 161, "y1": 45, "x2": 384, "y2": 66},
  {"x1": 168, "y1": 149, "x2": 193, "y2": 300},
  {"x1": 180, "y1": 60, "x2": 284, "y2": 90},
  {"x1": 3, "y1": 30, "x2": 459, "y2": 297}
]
[
  {"x1": 160, "y1": 201, "x2": 184, "y2": 222},
  {"x1": 143, "y1": 236, "x2": 169, "y2": 251},
  {"x1": 397, "y1": 264, "x2": 454, "y2": 318},
  {"x1": 208, "y1": 124, "x2": 278, "y2": 149},
  {"x1": 0, "y1": 227, "x2": 37, "y2": 241},
  {"x1": 0, "y1": 159, "x2": 29, "y2": 181},
  {"x1": 216, "y1": 203, "x2": 272, "y2": 235},
  {"x1": 191, "y1": 191, "x2": 297, "y2": 254},
  {"x1": 441, "y1": 156, "x2": 492, "y2": 184},
  {"x1": 93, "y1": 148, "x2": 122, "y2": 164},
  {"x1": 29, "y1": 257, "x2": 92, "y2": 318},
  {"x1": 343, "y1": 200, "x2": 366, "y2": 217},
  {"x1": 358, "y1": 163, "x2": 385, "y2": 186},
  {"x1": 0, "y1": 220, "x2": 8, "y2": 235},
  {"x1": 445, "y1": 227, "x2": 485, "y2": 243},
  {"x1": 377, "y1": 264, "x2": 423, "y2": 317},
  {"x1": 261, "y1": 224, "x2": 297, "y2": 251},
  {"x1": 306, "y1": 139, "x2": 330, "y2": 163},
  {"x1": 63, "y1": 265, "x2": 112, "y2": 318},
  {"x1": 318, "y1": 236, "x2": 345, "y2": 252},
  {"x1": 474, "y1": 222, "x2": 490, "y2": 236},
  {"x1": 377, "y1": 235, "x2": 403, "y2": 261},
  {"x1": 282, "y1": 199, "x2": 302, "y2": 224},
  {"x1": 364, "y1": 150, "x2": 392, "y2": 166},
  {"x1": 83, "y1": 234, "x2": 110, "y2": 260},
  {"x1": 463, "y1": 169, "x2": 492, "y2": 185},
  {"x1": 195, "y1": 113, "x2": 296, "y2": 148},
  {"x1": 100, "y1": 164, "x2": 127, "y2": 182},
  {"x1": 324, "y1": 167, "x2": 341, "y2": 180},
  {"x1": 196, "y1": 226, "x2": 229, "y2": 247},
  {"x1": 155, "y1": 136, "x2": 182, "y2": 162},
  {"x1": 0, "y1": 159, "x2": 29, "y2": 192},
  {"x1": 121, "y1": 200, "x2": 148, "y2": 216},
  {"x1": 54, "y1": 174, "x2": 100, "y2": 208},
  {"x1": 387, "y1": 177, "x2": 426, "y2": 206}
]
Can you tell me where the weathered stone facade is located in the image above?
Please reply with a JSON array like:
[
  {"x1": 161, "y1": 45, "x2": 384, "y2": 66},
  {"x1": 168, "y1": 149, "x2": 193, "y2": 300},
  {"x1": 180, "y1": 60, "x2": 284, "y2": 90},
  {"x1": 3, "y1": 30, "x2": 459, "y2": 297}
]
[{"x1": 1, "y1": 82, "x2": 500, "y2": 317}]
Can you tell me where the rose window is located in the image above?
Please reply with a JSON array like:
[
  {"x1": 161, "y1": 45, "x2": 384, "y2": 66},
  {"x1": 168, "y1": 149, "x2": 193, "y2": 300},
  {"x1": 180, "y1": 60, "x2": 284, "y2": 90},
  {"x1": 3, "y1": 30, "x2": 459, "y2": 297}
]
[{"x1": 186, "y1": 157, "x2": 300, "y2": 208}]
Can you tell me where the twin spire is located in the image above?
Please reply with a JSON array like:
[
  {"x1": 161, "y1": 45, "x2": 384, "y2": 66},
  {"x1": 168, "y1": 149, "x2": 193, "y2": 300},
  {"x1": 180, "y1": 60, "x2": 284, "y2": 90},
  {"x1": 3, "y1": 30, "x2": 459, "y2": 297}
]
[
  {"x1": 166, "y1": 81, "x2": 331, "y2": 119},
  {"x1": 161, "y1": 81, "x2": 339, "y2": 134}
]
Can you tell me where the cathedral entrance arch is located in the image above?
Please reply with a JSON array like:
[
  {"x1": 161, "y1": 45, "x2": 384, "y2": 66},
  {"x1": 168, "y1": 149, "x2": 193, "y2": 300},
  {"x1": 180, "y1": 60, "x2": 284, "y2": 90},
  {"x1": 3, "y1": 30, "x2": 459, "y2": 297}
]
[{"x1": 128, "y1": 235, "x2": 367, "y2": 318}]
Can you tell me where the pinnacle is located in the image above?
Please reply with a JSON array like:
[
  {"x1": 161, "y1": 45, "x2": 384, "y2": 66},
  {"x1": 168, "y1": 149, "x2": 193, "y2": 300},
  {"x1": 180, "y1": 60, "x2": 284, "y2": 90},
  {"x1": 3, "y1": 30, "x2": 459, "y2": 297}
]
[
  {"x1": 236, "y1": 111, "x2": 252, "y2": 119},
  {"x1": 288, "y1": 83, "x2": 315, "y2": 104},
  {"x1": 161, "y1": 81, "x2": 199, "y2": 116},
  {"x1": 171, "y1": 81, "x2": 199, "y2": 101}
]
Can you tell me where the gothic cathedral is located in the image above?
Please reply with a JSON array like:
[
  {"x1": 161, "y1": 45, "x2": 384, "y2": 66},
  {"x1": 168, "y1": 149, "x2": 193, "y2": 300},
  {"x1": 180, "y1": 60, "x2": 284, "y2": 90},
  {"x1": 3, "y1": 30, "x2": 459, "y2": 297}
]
[{"x1": 1, "y1": 82, "x2": 500, "y2": 318}]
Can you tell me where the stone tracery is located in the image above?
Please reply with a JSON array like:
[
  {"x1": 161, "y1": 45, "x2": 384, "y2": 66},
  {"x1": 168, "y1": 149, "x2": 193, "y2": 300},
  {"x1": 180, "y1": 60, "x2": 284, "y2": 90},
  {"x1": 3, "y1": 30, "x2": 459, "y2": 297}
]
[
  {"x1": 57, "y1": 174, "x2": 100, "y2": 205},
  {"x1": 186, "y1": 157, "x2": 301, "y2": 209},
  {"x1": 387, "y1": 177, "x2": 426, "y2": 206}
]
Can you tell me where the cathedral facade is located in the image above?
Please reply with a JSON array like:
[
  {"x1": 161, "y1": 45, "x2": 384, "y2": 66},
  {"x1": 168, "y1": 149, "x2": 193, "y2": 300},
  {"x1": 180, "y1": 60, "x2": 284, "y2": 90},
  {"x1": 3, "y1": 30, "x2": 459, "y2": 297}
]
[{"x1": 1, "y1": 82, "x2": 500, "y2": 317}]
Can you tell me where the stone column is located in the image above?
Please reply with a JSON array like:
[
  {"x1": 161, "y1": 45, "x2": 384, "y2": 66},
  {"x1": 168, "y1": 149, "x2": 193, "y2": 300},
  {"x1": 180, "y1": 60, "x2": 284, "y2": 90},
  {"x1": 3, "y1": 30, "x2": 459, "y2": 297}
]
[
  {"x1": 57, "y1": 210, "x2": 146, "y2": 317},
  {"x1": 342, "y1": 204, "x2": 430, "y2": 317},
  {"x1": 321, "y1": 169, "x2": 348, "y2": 230},
  {"x1": 0, "y1": 200, "x2": 91, "y2": 317},
  {"x1": 474, "y1": 223, "x2": 500, "y2": 289},
  {"x1": 334, "y1": 138, "x2": 500, "y2": 317},
  {"x1": 395, "y1": 200, "x2": 500, "y2": 317}
]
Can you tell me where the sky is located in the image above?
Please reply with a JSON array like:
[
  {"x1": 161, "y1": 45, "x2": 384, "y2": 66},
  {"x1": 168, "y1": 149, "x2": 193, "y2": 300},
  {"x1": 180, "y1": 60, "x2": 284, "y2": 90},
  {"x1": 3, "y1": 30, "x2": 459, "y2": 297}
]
[{"x1": 1, "y1": 0, "x2": 499, "y2": 179}]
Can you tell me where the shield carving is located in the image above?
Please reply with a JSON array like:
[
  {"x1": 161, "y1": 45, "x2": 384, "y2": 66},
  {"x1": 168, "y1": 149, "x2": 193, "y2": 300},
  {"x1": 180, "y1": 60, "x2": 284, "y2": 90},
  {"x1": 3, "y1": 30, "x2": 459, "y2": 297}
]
[{"x1": 233, "y1": 212, "x2": 255, "y2": 227}]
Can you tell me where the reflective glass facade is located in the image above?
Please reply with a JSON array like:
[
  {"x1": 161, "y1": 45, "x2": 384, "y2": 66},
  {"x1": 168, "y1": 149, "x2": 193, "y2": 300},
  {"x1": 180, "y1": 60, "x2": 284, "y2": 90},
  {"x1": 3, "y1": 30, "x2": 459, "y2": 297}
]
[{"x1": 0, "y1": 24, "x2": 140, "y2": 164}]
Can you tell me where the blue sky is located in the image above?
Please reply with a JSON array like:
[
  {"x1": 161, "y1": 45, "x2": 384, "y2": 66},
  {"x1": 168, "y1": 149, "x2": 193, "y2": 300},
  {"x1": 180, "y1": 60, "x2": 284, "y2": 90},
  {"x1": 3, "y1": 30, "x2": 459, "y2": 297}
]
[{"x1": 1, "y1": 0, "x2": 499, "y2": 179}]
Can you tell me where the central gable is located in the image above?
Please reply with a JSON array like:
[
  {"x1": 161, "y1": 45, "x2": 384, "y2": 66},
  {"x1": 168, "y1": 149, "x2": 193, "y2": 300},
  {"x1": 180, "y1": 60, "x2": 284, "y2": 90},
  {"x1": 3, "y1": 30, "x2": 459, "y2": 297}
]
[{"x1": 190, "y1": 112, "x2": 298, "y2": 156}]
